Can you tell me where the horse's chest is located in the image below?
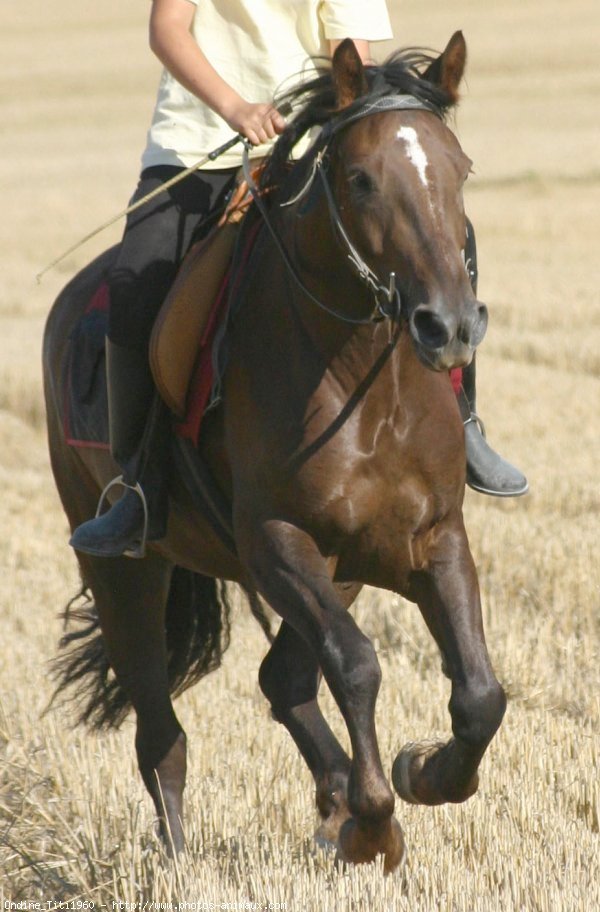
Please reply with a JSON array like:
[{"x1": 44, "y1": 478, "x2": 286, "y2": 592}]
[
  {"x1": 293, "y1": 389, "x2": 463, "y2": 582},
  {"x1": 299, "y1": 450, "x2": 449, "y2": 581},
  {"x1": 323, "y1": 489, "x2": 443, "y2": 592}
]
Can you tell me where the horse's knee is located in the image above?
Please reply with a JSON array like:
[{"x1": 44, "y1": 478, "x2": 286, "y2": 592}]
[
  {"x1": 449, "y1": 678, "x2": 506, "y2": 747},
  {"x1": 258, "y1": 651, "x2": 313, "y2": 718},
  {"x1": 321, "y1": 613, "x2": 382, "y2": 707},
  {"x1": 258, "y1": 650, "x2": 278, "y2": 706},
  {"x1": 258, "y1": 630, "x2": 320, "y2": 719}
]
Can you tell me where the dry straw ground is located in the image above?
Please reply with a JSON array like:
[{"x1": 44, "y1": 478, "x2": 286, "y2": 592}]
[{"x1": 1, "y1": 0, "x2": 599, "y2": 908}]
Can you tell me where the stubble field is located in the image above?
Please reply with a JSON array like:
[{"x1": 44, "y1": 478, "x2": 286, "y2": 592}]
[{"x1": 1, "y1": 1, "x2": 599, "y2": 908}]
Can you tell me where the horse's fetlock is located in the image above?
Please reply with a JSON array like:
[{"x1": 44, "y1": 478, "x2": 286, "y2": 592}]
[
  {"x1": 450, "y1": 679, "x2": 506, "y2": 746},
  {"x1": 316, "y1": 770, "x2": 350, "y2": 818},
  {"x1": 348, "y1": 774, "x2": 395, "y2": 823}
]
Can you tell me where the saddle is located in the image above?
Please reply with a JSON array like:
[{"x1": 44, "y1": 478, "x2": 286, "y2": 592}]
[
  {"x1": 149, "y1": 172, "x2": 257, "y2": 419},
  {"x1": 65, "y1": 171, "x2": 261, "y2": 454}
]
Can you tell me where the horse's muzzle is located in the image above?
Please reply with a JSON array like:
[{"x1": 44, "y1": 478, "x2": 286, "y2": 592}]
[{"x1": 409, "y1": 298, "x2": 488, "y2": 370}]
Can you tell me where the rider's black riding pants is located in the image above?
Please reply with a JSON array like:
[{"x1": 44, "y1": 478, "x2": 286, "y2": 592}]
[{"x1": 108, "y1": 165, "x2": 237, "y2": 353}]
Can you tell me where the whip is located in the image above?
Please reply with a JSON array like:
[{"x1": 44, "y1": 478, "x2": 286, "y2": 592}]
[
  {"x1": 37, "y1": 101, "x2": 294, "y2": 283},
  {"x1": 37, "y1": 98, "x2": 295, "y2": 284},
  {"x1": 36, "y1": 133, "x2": 248, "y2": 284}
]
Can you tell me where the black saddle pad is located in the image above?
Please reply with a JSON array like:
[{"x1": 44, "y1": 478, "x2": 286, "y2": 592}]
[
  {"x1": 64, "y1": 288, "x2": 109, "y2": 449},
  {"x1": 63, "y1": 280, "x2": 237, "y2": 555}
]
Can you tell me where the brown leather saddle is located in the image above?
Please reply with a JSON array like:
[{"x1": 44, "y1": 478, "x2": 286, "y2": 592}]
[{"x1": 149, "y1": 173, "x2": 256, "y2": 418}]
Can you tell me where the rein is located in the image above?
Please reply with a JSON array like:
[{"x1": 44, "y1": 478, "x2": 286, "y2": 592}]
[
  {"x1": 243, "y1": 94, "x2": 439, "y2": 326},
  {"x1": 242, "y1": 144, "x2": 382, "y2": 326}
]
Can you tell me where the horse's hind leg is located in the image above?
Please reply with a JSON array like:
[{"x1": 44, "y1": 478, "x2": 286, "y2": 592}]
[
  {"x1": 46, "y1": 343, "x2": 187, "y2": 849},
  {"x1": 393, "y1": 520, "x2": 506, "y2": 806},
  {"x1": 75, "y1": 550, "x2": 187, "y2": 852},
  {"x1": 259, "y1": 613, "x2": 355, "y2": 848}
]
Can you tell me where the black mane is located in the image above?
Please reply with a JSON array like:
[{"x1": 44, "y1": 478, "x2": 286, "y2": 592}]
[{"x1": 261, "y1": 47, "x2": 455, "y2": 191}]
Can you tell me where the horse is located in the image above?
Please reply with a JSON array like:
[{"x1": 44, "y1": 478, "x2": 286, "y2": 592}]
[{"x1": 43, "y1": 34, "x2": 506, "y2": 874}]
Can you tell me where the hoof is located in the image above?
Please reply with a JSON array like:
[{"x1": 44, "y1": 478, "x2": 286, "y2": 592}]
[
  {"x1": 392, "y1": 740, "x2": 479, "y2": 806},
  {"x1": 392, "y1": 741, "x2": 443, "y2": 804},
  {"x1": 337, "y1": 816, "x2": 405, "y2": 875}
]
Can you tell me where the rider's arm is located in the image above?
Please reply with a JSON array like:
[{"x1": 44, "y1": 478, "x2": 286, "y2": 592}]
[{"x1": 149, "y1": 0, "x2": 285, "y2": 145}]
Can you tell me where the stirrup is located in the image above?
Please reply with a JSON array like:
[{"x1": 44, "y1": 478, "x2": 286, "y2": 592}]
[
  {"x1": 96, "y1": 475, "x2": 150, "y2": 559},
  {"x1": 463, "y1": 411, "x2": 486, "y2": 437}
]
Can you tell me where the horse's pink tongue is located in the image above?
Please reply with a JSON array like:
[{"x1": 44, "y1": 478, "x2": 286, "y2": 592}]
[{"x1": 450, "y1": 367, "x2": 463, "y2": 394}]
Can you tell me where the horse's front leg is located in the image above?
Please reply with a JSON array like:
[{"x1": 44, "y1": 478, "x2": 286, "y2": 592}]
[
  {"x1": 393, "y1": 519, "x2": 506, "y2": 806},
  {"x1": 259, "y1": 614, "x2": 355, "y2": 848},
  {"x1": 241, "y1": 520, "x2": 404, "y2": 873}
]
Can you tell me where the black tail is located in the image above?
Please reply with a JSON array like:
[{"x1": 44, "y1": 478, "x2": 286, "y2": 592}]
[{"x1": 49, "y1": 567, "x2": 235, "y2": 730}]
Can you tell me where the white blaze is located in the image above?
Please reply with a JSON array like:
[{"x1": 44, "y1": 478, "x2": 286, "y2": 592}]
[{"x1": 397, "y1": 126, "x2": 429, "y2": 187}]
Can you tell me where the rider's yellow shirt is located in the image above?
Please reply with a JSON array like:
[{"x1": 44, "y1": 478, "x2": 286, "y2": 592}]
[{"x1": 141, "y1": 0, "x2": 393, "y2": 171}]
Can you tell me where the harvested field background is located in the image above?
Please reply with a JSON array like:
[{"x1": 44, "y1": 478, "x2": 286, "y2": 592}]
[{"x1": 1, "y1": 0, "x2": 598, "y2": 908}]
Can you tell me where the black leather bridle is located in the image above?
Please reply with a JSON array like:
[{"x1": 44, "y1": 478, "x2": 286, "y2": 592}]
[{"x1": 243, "y1": 93, "x2": 440, "y2": 325}]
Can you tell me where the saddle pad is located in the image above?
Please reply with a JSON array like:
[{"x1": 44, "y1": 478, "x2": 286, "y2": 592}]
[
  {"x1": 63, "y1": 283, "x2": 110, "y2": 450},
  {"x1": 65, "y1": 274, "x2": 232, "y2": 451},
  {"x1": 150, "y1": 221, "x2": 239, "y2": 418}
]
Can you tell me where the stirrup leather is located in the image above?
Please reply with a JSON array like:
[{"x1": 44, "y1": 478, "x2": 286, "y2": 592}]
[{"x1": 95, "y1": 475, "x2": 149, "y2": 559}]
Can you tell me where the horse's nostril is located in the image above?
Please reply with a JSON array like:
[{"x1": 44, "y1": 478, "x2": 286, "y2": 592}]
[
  {"x1": 458, "y1": 301, "x2": 488, "y2": 346},
  {"x1": 411, "y1": 306, "x2": 452, "y2": 350},
  {"x1": 471, "y1": 302, "x2": 488, "y2": 346}
]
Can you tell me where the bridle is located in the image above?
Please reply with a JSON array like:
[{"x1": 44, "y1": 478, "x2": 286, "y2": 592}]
[{"x1": 243, "y1": 93, "x2": 441, "y2": 325}]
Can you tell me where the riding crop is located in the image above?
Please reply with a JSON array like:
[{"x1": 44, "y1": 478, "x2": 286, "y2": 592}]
[{"x1": 35, "y1": 97, "x2": 293, "y2": 287}]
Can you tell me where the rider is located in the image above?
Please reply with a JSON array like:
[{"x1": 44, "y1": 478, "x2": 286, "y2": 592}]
[{"x1": 70, "y1": 0, "x2": 527, "y2": 561}]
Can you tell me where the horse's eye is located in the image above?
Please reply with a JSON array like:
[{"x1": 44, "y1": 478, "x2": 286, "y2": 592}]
[{"x1": 348, "y1": 169, "x2": 375, "y2": 196}]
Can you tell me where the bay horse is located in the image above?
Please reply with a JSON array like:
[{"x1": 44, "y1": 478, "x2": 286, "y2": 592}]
[{"x1": 43, "y1": 34, "x2": 506, "y2": 873}]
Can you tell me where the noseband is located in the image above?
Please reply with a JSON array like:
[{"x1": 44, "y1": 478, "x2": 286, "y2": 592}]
[{"x1": 243, "y1": 93, "x2": 440, "y2": 325}]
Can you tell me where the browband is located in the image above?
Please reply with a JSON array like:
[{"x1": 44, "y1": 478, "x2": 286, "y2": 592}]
[{"x1": 320, "y1": 93, "x2": 441, "y2": 143}]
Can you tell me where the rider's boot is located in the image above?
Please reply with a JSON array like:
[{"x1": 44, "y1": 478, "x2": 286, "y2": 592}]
[
  {"x1": 461, "y1": 219, "x2": 528, "y2": 497},
  {"x1": 69, "y1": 339, "x2": 170, "y2": 558},
  {"x1": 459, "y1": 356, "x2": 529, "y2": 497}
]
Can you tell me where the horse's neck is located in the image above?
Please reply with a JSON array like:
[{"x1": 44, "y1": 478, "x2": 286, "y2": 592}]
[
  {"x1": 247, "y1": 221, "x2": 410, "y2": 415},
  {"x1": 234, "y1": 193, "x2": 443, "y2": 423},
  {"x1": 280, "y1": 196, "x2": 381, "y2": 359}
]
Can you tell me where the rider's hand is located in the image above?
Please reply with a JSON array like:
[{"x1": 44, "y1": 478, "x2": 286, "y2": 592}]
[{"x1": 224, "y1": 100, "x2": 286, "y2": 145}]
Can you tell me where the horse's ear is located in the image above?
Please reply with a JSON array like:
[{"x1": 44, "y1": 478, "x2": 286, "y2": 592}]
[
  {"x1": 332, "y1": 39, "x2": 368, "y2": 110},
  {"x1": 423, "y1": 31, "x2": 467, "y2": 103}
]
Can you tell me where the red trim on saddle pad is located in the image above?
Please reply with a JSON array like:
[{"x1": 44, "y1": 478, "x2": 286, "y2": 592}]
[
  {"x1": 175, "y1": 220, "x2": 263, "y2": 446},
  {"x1": 174, "y1": 271, "x2": 231, "y2": 445},
  {"x1": 84, "y1": 281, "x2": 110, "y2": 316}
]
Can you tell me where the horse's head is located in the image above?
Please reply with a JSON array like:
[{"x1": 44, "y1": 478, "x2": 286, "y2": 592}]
[{"x1": 329, "y1": 33, "x2": 487, "y2": 370}]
